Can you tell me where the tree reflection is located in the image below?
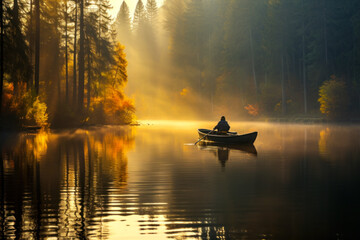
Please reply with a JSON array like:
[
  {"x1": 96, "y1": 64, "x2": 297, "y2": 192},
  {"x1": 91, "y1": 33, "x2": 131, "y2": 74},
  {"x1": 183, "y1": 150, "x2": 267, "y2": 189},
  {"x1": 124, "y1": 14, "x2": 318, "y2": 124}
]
[
  {"x1": 0, "y1": 123, "x2": 360, "y2": 239},
  {"x1": 0, "y1": 126, "x2": 134, "y2": 239}
]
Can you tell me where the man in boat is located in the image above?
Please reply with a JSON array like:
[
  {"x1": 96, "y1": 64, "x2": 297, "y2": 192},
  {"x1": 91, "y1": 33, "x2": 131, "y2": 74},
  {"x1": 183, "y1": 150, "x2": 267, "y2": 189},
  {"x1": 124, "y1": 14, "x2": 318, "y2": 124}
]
[{"x1": 213, "y1": 116, "x2": 230, "y2": 134}]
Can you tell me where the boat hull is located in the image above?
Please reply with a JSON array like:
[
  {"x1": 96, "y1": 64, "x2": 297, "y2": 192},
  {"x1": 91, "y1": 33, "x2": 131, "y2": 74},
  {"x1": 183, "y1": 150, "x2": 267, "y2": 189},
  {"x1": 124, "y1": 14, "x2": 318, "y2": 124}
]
[{"x1": 198, "y1": 129, "x2": 257, "y2": 144}]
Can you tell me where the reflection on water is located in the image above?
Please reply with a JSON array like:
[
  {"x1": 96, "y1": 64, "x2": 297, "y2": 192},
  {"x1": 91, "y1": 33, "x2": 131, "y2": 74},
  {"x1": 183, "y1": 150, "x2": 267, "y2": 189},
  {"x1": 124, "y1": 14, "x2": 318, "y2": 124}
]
[
  {"x1": 197, "y1": 142, "x2": 257, "y2": 168},
  {"x1": 0, "y1": 122, "x2": 360, "y2": 239}
]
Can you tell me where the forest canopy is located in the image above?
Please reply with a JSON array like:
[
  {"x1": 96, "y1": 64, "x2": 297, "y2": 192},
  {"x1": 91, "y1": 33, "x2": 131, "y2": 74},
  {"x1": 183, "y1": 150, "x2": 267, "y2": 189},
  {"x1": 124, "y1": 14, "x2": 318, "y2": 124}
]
[
  {"x1": 0, "y1": 0, "x2": 134, "y2": 129},
  {"x1": 1, "y1": 0, "x2": 360, "y2": 127},
  {"x1": 113, "y1": 0, "x2": 360, "y2": 120}
]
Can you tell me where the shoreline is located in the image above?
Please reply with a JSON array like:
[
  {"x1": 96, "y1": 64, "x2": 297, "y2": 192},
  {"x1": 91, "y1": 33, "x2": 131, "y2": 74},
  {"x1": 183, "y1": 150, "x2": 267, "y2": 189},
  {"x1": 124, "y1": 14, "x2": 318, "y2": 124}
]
[{"x1": 1, "y1": 118, "x2": 360, "y2": 134}]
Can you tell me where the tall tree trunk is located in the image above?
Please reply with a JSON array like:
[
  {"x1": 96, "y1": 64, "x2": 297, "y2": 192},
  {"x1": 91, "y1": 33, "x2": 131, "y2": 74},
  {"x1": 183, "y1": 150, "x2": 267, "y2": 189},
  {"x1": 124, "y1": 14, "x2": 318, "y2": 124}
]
[
  {"x1": 0, "y1": 0, "x2": 3, "y2": 114},
  {"x1": 281, "y1": 54, "x2": 286, "y2": 115},
  {"x1": 57, "y1": 21, "x2": 61, "y2": 102},
  {"x1": 302, "y1": 0, "x2": 307, "y2": 114},
  {"x1": 65, "y1": 0, "x2": 69, "y2": 103},
  {"x1": 73, "y1": 0, "x2": 77, "y2": 106},
  {"x1": 34, "y1": 0, "x2": 40, "y2": 95},
  {"x1": 323, "y1": 1, "x2": 328, "y2": 67},
  {"x1": 28, "y1": 0, "x2": 34, "y2": 90},
  {"x1": 97, "y1": 0, "x2": 101, "y2": 53},
  {"x1": 78, "y1": 0, "x2": 84, "y2": 111},
  {"x1": 87, "y1": 43, "x2": 91, "y2": 110},
  {"x1": 13, "y1": 0, "x2": 20, "y2": 94},
  {"x1": 249, "y1": 25, "x2": 258, "y2": 99}
]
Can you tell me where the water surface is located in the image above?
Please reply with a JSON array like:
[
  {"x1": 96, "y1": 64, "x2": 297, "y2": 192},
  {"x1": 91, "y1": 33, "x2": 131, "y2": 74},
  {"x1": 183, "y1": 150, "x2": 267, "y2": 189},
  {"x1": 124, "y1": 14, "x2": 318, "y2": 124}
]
[{"x1": 1, "y1": 121, "x2": 360, "y2": 239}]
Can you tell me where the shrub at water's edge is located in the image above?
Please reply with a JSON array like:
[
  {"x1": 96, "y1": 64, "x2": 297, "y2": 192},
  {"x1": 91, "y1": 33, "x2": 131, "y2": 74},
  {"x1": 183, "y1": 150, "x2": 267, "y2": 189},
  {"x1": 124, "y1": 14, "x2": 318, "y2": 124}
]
[
  {"x1": 318, "y1": 76, "x2": 349, "y2": 120},
  {"x1": 1, "y1": 83, "x2": 49, "y2": 130}
]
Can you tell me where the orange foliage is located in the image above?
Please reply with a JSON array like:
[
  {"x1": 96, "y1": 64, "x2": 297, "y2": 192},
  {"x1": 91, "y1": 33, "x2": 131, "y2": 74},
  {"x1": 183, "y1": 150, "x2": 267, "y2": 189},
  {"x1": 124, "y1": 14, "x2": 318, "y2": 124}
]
[
  {"x1": 104, "y1": 88, "x2": 124, "y2": 115},
  {"x1": 3, "y1": 82, "x2": 14, "y2": 108},
  {"x1": 9, "y1": 82, "x2": 29, "y2": 111},
  {"x1": 180, "y1": 88, "x2": 188, "y2": 96},
  {"x1": 244, "y1": 104, "x2": 259, "y2": 117},
  {"x1": 103, "y1": 87, "x2": 135, "y2": 122}
]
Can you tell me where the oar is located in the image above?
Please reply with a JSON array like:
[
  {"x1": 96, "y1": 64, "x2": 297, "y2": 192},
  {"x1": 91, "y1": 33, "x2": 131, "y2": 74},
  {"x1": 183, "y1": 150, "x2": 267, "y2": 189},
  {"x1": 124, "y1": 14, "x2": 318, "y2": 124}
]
[{"x1": 195, "y1": 129, "x2": 214, "y2": 145}]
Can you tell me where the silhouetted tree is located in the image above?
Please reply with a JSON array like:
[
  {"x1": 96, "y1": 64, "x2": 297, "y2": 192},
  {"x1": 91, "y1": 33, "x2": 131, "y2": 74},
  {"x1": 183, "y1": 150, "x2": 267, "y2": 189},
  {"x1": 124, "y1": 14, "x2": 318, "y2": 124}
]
[
  {"x1": 146, "y1": 0, "x2": 158, "y2": 26},
  {"x1": 0, "y1": 0, "x2": 3, "y2": 113},
  {"x1": 113, "y1": 1, "x2": 131, "y2": 44},
  {"x1": 34, "y1": 0, "x2": 40, "y2": 95},
  {"x1": 73, "y1": 0, "x2": 78, "y2": 106},
  {"x1": 78, "y1": 0, "x2": 84, "y2": 111},
  {"x1": 133, "y1": 0, "x2": 146, "y2": 33}
]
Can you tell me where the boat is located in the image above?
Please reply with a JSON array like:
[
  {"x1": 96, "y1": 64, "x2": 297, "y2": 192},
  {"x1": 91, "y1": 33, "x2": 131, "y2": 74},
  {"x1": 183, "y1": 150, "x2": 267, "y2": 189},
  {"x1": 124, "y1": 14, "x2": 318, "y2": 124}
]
[{"x1": 197, "y1": 129, "x2": 257, "y2": 144}]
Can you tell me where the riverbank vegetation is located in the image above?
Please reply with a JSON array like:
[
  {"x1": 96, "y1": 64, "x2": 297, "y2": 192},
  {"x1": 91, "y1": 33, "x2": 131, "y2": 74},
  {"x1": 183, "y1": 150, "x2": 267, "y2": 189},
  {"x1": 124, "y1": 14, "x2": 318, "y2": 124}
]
[{"x1": 0, "y1": 0, "x2": 134, "y2": 130}]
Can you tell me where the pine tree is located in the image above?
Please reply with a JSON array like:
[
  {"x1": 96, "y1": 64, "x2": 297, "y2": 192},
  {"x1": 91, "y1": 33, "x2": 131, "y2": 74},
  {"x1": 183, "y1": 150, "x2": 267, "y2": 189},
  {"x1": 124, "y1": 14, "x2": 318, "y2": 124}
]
[
  {"x1": 63, "y1": 0, "x2": 70, "y2": 102},
  {"x1": 78, "y1": 0, "x2": 84, "y2": 111},
  {"x1": 39, "y1": 0, "x2": 62, "y2": 107},
  {"x1": 6, "y1": 0, "x2": 32, "y2": 92},
  {"x1": 94, "y1": 0, "x2": 115, "y2": 98},
  {"x1": 0, "y1": 0, "x2": 3, "y2": 113},
  {"x1": 34, "y1": 0, "x2": 40, "y2": 95},
  {"x1": 113, "y1": 1, "x2": 131, "y2": 43},
  {"x1": 73, "y1": 0, "x2": 78, "y2": 106},
  {"x1": 146, "y1": 0, "x2": 158, "y2": 26},
  {"x1": 133, "y1": 0, "x2": 146, "y2": 32}
]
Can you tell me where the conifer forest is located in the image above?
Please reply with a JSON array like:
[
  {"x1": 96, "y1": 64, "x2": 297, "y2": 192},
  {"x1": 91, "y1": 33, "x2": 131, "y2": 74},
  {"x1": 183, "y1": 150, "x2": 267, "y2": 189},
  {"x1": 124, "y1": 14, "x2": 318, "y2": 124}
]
[{"x1": 1, "y1": 0, "x2": 360, "y2": 126}]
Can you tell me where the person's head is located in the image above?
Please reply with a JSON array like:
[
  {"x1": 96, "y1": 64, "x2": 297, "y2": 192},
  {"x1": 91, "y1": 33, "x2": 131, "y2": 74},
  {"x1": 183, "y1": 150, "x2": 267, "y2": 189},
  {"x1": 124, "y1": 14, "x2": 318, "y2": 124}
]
[{"x1": 221, "y1": 116, "x2": 225, "y2": 121}]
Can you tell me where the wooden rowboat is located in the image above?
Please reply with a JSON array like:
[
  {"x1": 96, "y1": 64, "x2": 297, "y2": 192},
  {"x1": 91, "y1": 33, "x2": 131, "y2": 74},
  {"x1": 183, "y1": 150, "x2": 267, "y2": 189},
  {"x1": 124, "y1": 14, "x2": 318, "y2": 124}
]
[{"x1": 198, "y1": 129, "x2": 257, "y2": 144}]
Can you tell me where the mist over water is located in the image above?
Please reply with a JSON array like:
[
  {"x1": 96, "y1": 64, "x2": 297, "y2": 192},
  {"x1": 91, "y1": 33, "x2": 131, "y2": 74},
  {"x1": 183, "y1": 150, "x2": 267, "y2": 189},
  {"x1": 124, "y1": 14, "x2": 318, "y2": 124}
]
[{"x1": 1, "y1": 122, "x2": 359, "y2": 239}]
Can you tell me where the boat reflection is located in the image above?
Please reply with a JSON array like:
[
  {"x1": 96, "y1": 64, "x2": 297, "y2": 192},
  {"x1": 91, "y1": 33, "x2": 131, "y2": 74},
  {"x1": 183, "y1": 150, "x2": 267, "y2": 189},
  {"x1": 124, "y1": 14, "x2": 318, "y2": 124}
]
[{"x1": 197, "y1": 141, "x2": 257, "y2": 167}]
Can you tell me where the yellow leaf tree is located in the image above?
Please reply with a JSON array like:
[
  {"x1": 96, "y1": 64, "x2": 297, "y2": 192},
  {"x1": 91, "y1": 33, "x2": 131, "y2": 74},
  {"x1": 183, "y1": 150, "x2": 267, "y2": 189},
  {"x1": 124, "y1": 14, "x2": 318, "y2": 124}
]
[{"x1": 318, "y1": 75, "x2": 349, "y2": 120}]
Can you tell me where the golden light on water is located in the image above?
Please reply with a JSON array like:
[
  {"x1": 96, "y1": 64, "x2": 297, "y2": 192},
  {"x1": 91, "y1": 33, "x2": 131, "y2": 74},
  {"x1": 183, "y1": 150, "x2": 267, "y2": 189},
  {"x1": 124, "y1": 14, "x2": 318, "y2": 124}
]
[
  {"x1": 318, "y1": 128, "x2": 330, "y2": 156},
  {"x1": 2, "y1": 122, "x2": 359, "y2": 239},
  {"x1": 25, "y1": 130, "x2": 49, "y2": 161}
]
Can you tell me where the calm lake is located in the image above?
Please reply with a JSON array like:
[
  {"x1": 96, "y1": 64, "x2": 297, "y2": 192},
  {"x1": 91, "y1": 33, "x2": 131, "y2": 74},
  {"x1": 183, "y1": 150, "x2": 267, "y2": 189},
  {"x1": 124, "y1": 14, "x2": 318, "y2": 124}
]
[{"x1": 1, "y1": 121, "x2": 360, "y2": 239}]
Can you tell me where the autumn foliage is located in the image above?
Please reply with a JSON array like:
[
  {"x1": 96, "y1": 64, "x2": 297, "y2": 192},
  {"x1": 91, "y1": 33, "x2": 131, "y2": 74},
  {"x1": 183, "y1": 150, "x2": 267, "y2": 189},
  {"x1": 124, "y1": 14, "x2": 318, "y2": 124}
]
[
  {"x1": 244, "y1": 104, "x2": 259, "y2": 117},
  {"x1": 87, "y1": 43, "x2": 135, "y2": 125},
  {"x1": 318, "y1": 76, "x2": 349, "y2": 120},
  {"x1": 2, "y1": 82, "x2": 48, "y2": 128}
]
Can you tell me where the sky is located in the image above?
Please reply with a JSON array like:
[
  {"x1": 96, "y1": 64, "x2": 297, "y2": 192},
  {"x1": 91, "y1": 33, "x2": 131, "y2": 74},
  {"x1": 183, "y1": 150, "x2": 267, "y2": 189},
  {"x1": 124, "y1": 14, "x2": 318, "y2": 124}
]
[{"x1": 109, "y1": 0, "x2": 164, "y2": 21}]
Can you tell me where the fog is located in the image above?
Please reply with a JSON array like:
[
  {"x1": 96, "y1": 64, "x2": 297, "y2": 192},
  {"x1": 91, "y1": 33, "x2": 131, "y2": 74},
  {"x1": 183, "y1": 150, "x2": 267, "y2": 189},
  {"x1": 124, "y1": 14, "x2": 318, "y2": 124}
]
[
  {"x1": 113, "y1": 0, "x2": 360, "y2": 121},
  {"x1": 115, "y1": 1, "x2": 251, "y2": 121}
]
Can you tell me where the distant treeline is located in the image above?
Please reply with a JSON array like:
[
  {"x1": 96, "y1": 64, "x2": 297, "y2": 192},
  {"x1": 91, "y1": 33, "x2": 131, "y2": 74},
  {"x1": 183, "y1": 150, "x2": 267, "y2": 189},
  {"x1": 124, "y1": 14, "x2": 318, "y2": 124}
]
[
  {"x1": 114, "y1": 0, "x2": 360, "y2": 120},
  {"x1": 0, "y1": 0, "x2": 134, "y2": 129}
]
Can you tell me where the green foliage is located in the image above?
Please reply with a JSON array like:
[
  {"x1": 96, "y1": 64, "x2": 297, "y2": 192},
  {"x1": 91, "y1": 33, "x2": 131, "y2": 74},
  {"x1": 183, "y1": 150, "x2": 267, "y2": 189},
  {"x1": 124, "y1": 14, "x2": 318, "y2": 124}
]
[
  {"x1": 4, "y1": 0, "x2": 360, "y2": 123},
  {"x1": 1, "y1": 0, "x2": 136, "y2": 129},
  {"x1": 259, "y1": 83, "x2": 281, "y2": 114},
  {"x1": 4, "y1": 0, "x2": 32, "y2": 86},
  {"x1": 8, "y1": 83, "x2": 33, "y2": 123},
  {"x1": 318, "y1": 76, "x2": 349, "y2": 120}
]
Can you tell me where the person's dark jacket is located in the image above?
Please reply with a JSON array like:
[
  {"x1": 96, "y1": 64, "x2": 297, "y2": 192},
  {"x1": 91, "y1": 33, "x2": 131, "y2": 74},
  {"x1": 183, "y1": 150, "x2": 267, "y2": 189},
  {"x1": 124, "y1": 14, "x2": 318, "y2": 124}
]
[{"x1": 214, "y1": 120, "x2": 230, "y2": 132}]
